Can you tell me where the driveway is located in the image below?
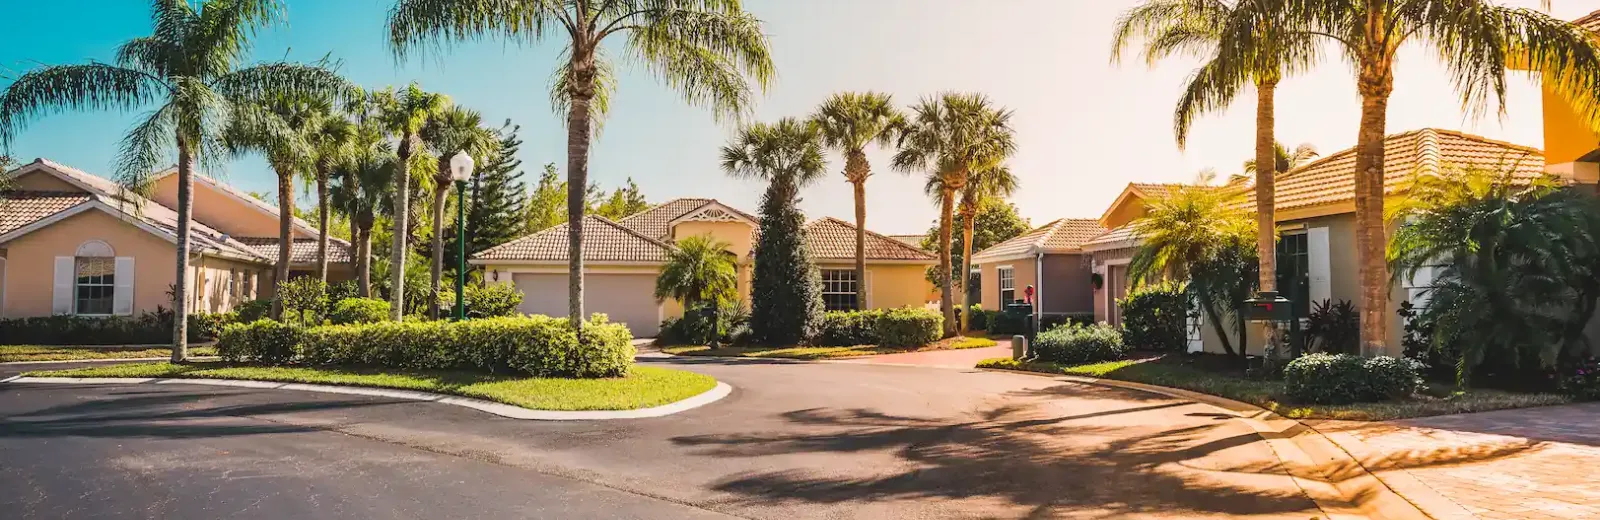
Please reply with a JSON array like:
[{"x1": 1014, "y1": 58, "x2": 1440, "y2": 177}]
[{"x1": 0, "y1": 357, "x2": 1324, "y2": 519}]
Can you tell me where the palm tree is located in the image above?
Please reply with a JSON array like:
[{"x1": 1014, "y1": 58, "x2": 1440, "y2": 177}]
[
  {"x1": 307, "y1": 104, "x2": 358, "y2": 282},
  {"x1": 331, "y1": 132, "x2": 397, "y2": 298},
  {"x1": 0, "y1": 0, "x2": 351, "y2": 362},
  {"x1": 388, "y1": 0, "x2": 776, "y2": 328},
  {"x1": 1128, "y1": 184, "x2": 1257, "y2": 356},
  {"x1": 1256, "y1": 0, "x2": 1600, "y2": 355},
  {"x1": 812, "y1": 92, "x2": 905, "y2": 310},
  {"x1": 421, "y1": 105, "x2": 498, "y2": 319},
  {"x1": 893, "y1": 93, "x2": 1017, "y2": 338},
  {"x1": 955, "y1": 162, "x2": 1018, "y2": 332},
  {"x1": 655, "y1": 235, "x2": 738, "y2": 310},
  {"x1": 1241, "y1": 142, "x2": 1319, "y2": 177},
  {"x1": 1113, "y1": 0, "x2": 1320, "y2": 316},
  {"x1": 372, "y1": 84, "x2": 448, "y2": 321},
  {"x1": 223, "y1": 94, "x2": 324, "y2": 319}
]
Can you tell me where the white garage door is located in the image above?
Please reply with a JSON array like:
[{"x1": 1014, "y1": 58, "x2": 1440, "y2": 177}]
[{"x1": 512, "y1": 273, "x2": 661, "y2": 337}]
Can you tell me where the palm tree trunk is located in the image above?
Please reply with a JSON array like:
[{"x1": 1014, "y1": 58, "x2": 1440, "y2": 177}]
[
  {"x1": 938, "y1": 187, "x2": 957, "y2": 338},
  {"x1": 274, "y1": 165, "x2": 293, "y2": 321},
  {"x1": 357, "y1": 216, "x2": 374, "y2": 298},
  {"x1": 1254, "y1": 79, "x2": 1280, "y2": 359},
  {"x1": 316, "y1": 168, "x2": 331, "y2": 282},
  {"x1": 960, "y1": 202, "x2": 976, "y2": 334},
  {"x1": 430, "y1": 180, "x2": 447, "y2": 320},
  {"x1": 1355, "y1": 63, "x2": 1394, "y2": 356},
  {"x1": 391, "y1": 137, "x2": 413, "y2": 321},
  {"x1": 566, "y1": 89, "x2": 595, "y2": 328},
  {"x1": 852, "y1": 179, "x2": 867, "y2": 311},
  {"x1": 170, "y1": 138, "x2": 194, "y2": 363}
]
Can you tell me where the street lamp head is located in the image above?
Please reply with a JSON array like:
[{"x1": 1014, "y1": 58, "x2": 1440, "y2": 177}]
[{"x1": 449, "y1": 151, "x2": 475, "y2": 182}]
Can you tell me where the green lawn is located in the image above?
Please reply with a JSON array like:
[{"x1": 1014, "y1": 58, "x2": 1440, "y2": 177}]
[
  {"x1": 977, "y1": 355, "x2": 1571, "y2": 421},
  {"x1": 26, "y1": 362, "x2": 718, "y2": 411},
  {"x1": 663, "y1": 336, "x2": 998, "y2": 360},
  {"x1": 0, "y1": 345, "x2": 218, "y2": 363}
]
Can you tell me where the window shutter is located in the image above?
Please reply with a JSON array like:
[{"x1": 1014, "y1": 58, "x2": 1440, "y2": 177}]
[
  {"x1": 864, "y1": 270, "x2": 874, "y2": 309},
  {"x1": 1307, "y1": 227, "x2": 1331, "y2": 305},
  {"x1": 114, "y1": 257, "x2": 135, "y2": 316},
  {"x1": 53, "y1": 256, "x2": 74, "y2": 315}
]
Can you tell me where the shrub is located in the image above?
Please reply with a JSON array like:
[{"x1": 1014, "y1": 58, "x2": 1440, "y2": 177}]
[
  {"x1": 967, "y1": 306, "x2": 991, "y2": 331},
  {"x1": 875, "y1": 308, "x2": 943, "y2": 348},
  {"x1": 1031, "y1": 322, "x2": 1127, "y2": 364},
  {"x1": 0, "y1": 310, "x2": 234, "y2": 345},
  {"x1": 1306, "y1": 299, "x2": 1359, "y2": 354},
  {"x1": 187, "y1": 312, "x2": 238, "y2": 341},
  {"x1": 1040, "y1": 313, "x2": 1094, "y2": 332},
  {"x1": 816, "y1": 310, "x2": 880, "y2": 346},
  {"x1": 1283, "y1": 353, "x2": 1423, "y2": 404},
  {"x1": 1560, "y1": 357, "x2": 1600, "y2": 401},
  {"x1": 217, "y1": 319, "x2": 303, "y2": 365},
  {"x1": 658, "y1": 299, "x2": 750, "y2": 345},
  {"x1": 464, "y1": 283, "x2": 523, "y2": 318},
  {"x1": 235, "y1": 299, "x2": 273, "y2": 323},
  {"x1": 277, "y1": 278, "x2": 328, "y2": 325},
  {"x1": 990, "y1": 306, "x2": 1032, "y2": 335},
  {"x1": 329, "y1": 298, "x2": 391, "y2": 325},
  {"x1": 1118, "y1": 283, "x2": 1187, "y2": 351},
  {"x1": 218, "y1": 315, "x2": 634, "y2": 378}
]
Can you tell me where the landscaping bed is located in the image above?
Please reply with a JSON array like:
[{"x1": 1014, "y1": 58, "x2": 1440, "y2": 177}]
[
  {"x1": 0, "y1": 345, "x2": 218, "y2": 363},
  {"x1": 664, "y1": 336, "x2": 997, "y2": 360},
  {"x1": 977, "y1": 352, "x2": 1571, "y2": 421},
  {"x1": 26, "y1": 362, "x2": 717, "y2": 411}
]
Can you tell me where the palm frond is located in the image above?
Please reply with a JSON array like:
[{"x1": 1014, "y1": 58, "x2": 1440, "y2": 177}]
[
  {"x1": 387, "y1": 0, "x2": 562, "y2": 61},
  {"x1": 116, "y1": 36, "x2": 181, "y2": 79},
  {"x1": 190, "y1": 0, "x2": 285, "y2": 78},
  {"x1": 812, "y1": 91, "x2": 903, "y2": 153},
  {"x1": 719, "y1": 117, "x2": 826, "y2": 188},
  {"x1": 115, "y1": 103, "x2": 178, "y2": 198},
  {"x1": 623, "y1": 5, "x2": 774, "y2": 123},
  {"x1": 0, "y1": 63, "x2": 165, "y2": 145},
  {"x1": 210, "y1": 62, "x2": 357, "y2": 107},
  {"x1": 549, "y1": 46, "x2": 617, "y2": 127}
]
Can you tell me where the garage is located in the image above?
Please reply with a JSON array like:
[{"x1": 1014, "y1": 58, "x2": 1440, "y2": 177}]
[{"x1": 513, "y1": 272, "x2": 662, "y2": 337}]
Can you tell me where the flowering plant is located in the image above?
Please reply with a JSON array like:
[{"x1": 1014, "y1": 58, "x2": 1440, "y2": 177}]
[{"x1": 1561, "y1": 357, "x2": 1600, "y2": 401}]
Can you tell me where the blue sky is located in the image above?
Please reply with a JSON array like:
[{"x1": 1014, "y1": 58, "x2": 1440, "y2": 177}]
[{"x1": 0, "y1": 0, "x2": 1589, "y2": 235}]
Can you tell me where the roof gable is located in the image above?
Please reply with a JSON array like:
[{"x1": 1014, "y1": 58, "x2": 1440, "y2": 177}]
[
  {"x1": 1578, "y1": 9, "x2": 1600, "y2": 33},
  {"x1": 972, "y1": 218, "x2": 1106, "y2": 262},
  {"x1": 149, "y1": 169, "x2": 320, "y2": 238},
  {"x1": 0, "y1": 191, "x2": 94, "y2": 236},
  {"x1": 802, "y1": 217, "x2": 937, "y2": 262},
  {"x1": 616, "y1": 198, "x2": 716, "y2": 240}
]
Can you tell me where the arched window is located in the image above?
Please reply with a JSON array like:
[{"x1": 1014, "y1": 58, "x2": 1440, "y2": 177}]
[{"x1": 74, "y1": 240, "x2": 116, "y2": 315}]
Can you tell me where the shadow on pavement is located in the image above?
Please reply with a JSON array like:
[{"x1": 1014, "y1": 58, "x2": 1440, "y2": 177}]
[{"x1": 0, "y1": 385, "x2": 398, "y2": 440}]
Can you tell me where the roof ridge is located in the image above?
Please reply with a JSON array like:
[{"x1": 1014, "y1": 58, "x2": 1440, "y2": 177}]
[
  {"x1": 1030, "y1": 218, "x2": 1067, "y2": 249},
  {"x1": 589, "y1": 214, "x2": 676, "y2": 251},
  {"x1": 617, "y1": 197, "x2": 713, "y2": 224}
]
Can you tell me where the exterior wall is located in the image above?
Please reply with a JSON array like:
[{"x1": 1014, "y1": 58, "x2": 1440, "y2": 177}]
[
  {"x1": 1542, "y1": 83, "x2": 1600, "y2": 166},
  {"x1": 1101, "y1": 203, "x2": 1146, "y2": 231},
  {"x1": 861, "y1": 263, "x2": 936, "y2": 309},
  {"x1": 670, "y1": 221, "x2": 754, "y2": 259},
  {"x1": 977, "y1": 257, "x2": 1038, "y2": 311},
  {"x1": 189, "y1": 255, "x2": 269, "y2": 314},
  {"x1": 1, "y1": 210, "x2": 177, "y2": 318},
  {"x1": 1040, "y1": 254, "x2": 1093, "y2": 315},
  {"x1": 10, "y1": 170, "x2": 81, "y2": 192},
  {"x1": 1088, "y1": 247, "x2": 1136, "y2": 324},
  {"x1": 152, "y1": 175, "x2": 306, "y2": 239}
]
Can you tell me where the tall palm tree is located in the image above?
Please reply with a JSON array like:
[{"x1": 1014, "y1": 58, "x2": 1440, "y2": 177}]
[
  {"x1": 421, "y1": 105, "x2": 498, "y2": 319},
  {"x1": 1113, "y1": 0, "x2": 1320, "y2": 313},
  {"x1": 955, "y1": 162, "x2": 1018, "y2": 332},
  {"x1": 372, "y1": 84, "x2": 448, "y2": 321},
  {"x1": 811, "y1": 92, "x2": 905, "y2": 310},
  {"x1": 893, "y1": 93, "x2": 1017, "y2": 338},
  {"x1": 655, "y1": 235, "x2": 738, "y2": 310},
  {"x1": 307, "y1": 104, "x2": 358, "y2": 282},
  {"x1": 388, "y1": 0, "x2": 776, "y2": 328},
  {"x1": 331, "y1": 132, "x2": 397, "y2": 298},
  {"x1": 223, "y1": 94, "x2": 325, "y2": 319},
  {"x1": 1255, "y1": 0, "x2": 1600, "y2": 355},
  {"x1": 0, "y1": 0, "x2": 351, "y2": 362}
]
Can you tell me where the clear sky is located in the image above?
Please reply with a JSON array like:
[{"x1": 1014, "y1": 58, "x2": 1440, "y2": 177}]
[{"x1": 1, "y1": 0, "x2": 1590, "y2": 235}]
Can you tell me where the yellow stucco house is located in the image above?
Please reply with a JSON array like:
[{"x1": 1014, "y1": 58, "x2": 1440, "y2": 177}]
[
  {"x1": 0, "y1": 159, "x2": 353, "y2": 319},
  {"x1": 470, "y1": 198, "x2": 938, "y2": 337}
]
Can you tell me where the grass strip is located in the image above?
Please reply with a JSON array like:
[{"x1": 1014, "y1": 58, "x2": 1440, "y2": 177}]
[{"x1": 0, "y1": 345, "x2": 218, "y2": 363}]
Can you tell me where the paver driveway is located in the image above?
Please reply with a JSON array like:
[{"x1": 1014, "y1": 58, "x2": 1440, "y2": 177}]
[{"x1": 1, "y1": 357, "x2": 1326, "y2": 519}]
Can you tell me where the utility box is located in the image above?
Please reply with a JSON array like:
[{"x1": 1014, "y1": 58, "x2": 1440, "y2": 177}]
[{"x1": 1243, "y1": 291, "x2": 1294, "y2": 322}]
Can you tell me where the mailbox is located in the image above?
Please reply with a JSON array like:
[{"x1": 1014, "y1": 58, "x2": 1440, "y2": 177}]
[{"x1": 1243, "y1": 291, "x2": 1294, "y2": 322}]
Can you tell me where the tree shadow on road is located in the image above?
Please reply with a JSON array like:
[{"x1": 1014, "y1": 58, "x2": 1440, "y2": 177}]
[
  {"x1": 671, "y1": 389, "x2": 1321, "y2": 518},
  {"x1": 0, "y1": 385, "x2": 398, "y2": 440}
]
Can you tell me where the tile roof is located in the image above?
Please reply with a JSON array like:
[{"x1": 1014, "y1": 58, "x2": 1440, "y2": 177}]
[
  {"x1": 888, "y1": 234, "x2": 927, "y2": 249},
  {"x1": 0, "y1": 191, "x2": 93, "y2": 235},
  {"x1": 1578, "y1": 9, "x2": 1600, "y2": 33},
  {"x1": 474, "y1": 215, "x2": 672, "y2": 263},
  {"x1": 1242, "y1": 128, "x2": 1544, "y2": 211},
  {"x1": 618, "y1": 198, "x2": 712, "y2": 240},
  {"x1": 972, "y1": 218, "x2": 1107, "y2": 262},
  {"x1": 803, "y1": 217, "x2": 937, "y2": 262},
  {"x1": 1128, "y1": 183, "x2": 1189, "y2": 201},
  {"x1": 1082, "y1": 223, "x2": 1139, "y2": 249},
  {"x1": 236, "y1": 237, "x2": 355, "y2": 264}
]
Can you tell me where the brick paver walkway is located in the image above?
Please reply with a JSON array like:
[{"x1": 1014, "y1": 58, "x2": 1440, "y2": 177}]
[
  {"x1": 1313, "y1": 402, "x2": 1600, "y2": 520},
  {"x1": 835, "y1": 339, "x2": 1013, "y2": 368}
]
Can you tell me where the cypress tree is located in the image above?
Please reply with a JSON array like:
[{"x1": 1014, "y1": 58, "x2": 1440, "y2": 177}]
[{"x1": 749, "y1": 179, "x2": 824, "y2": 345}]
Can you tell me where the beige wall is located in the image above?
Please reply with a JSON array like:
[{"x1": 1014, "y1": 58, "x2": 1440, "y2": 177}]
[
  {"x1": 11, "y1": 170, "x2": 82, "y2": 192},
  {"x1": 2, "y1": 209, "x2": 178, "y2": 318},
  {"x1": 671, "y1": 221, "x2": 754, "y2": 259},
  {"x1": 1542, "y1": 82, "x2": 1600, "y2": 166},
  {"x1": 978, "y1": 257, "x2": 1038, "y2": 310},
  {"x1": 189, "y1": 255, "x2": 271, "y2": 314},
  {"x1": 152, "y1": 175, "x2": 306, "y2": 239}
]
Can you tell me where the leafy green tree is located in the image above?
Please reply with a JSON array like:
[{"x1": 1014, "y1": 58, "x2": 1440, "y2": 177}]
[
  {"x1": 1389, "y1": 165, "x2": 1599, "y2": 385},
  {"x1": 390, "y1": 0, "x2": 776, "y2": 327},
  {"x1": 813, "y1": 92, "x2": 906, "y2": 309},
  {"x1": 893, "y1": 93, "x2": 1017, "y2": 338},
  {"x1": 655, "y1": 235, "x2": 738, "y2": 309},
  {"x1": 0, "y1": 0, "x2": 351, "y2": 361},
  {"x1": 1128, "y1": 184, "x2": 1257, "y2": 356},
  {"x1": 422, "y1": 104, "x2": 499, "y2": 319},
  {"x1": 0, "y1": 153, "x2": 15, "y2": 196},
  {"x1": 921, "y1": 197, "x2": 1030, "y2": 293},
  {"x1": 525, "y1": 163, "x2": 602, "y2": 232},
  {"x1": 1253, "y1": 0, "x2": 1600, "y2": 354},
  {"x1": 594, "y1": 178, "x2": 649, "y2": 220},
  {"x1": 467, "y1": 121, "x2": 529, "y2": 256},
  {"x1": 722, "y1": 118, "x2": 827, "y2": 345},
  {"x1": 372, "y1": 84, "x2": 449, "y2": 321}
]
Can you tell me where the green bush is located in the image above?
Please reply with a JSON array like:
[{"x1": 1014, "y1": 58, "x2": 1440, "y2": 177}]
[
  {"x1": 659, "y1": 299, "x2": 751, "y2": 346},
  {"x1": 187, "y1": 312, "x2": 238, "y2": 341},
  {"x1": 1032, "y1": 322, "x2": 1127, "y2": 364},
  {"x1": 235, "y1": 299, "x2": 272, "y2": 322},
  {"x1": 816, "y1": 310, "x2": 880, "y2": 346},
  {"x1": 218, "y1": 315, "x2": 634, "y2": 378},
  {"x1": 0, "y1": 311, "x2": 234, "y2": 345},
  {"x1": 464, "y1": 283, "x2": 523, "y2": 318},
  {"x1": 277, "y1": 278, "x2": 328, "y2": 325},
  {"x1": 1283, "y1": 353, "x2": 1423, "y2": 404},
  {"x1": 329, "y1": 298, "x2": 391, "y2": 325},
  {"x1": 1118, "y1": 283, "x2": 1188, "y2": 351},
  {"x1": 875, "y1": 308, "x2": 943, "y2": 347},
  {"x1": 966, "y1": 306, "x2": 991, "y2": 331}
]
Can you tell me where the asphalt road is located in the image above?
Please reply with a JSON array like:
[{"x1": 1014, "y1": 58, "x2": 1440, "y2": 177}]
[{"x1": 0, "y1": 356, "x2": 1323, "y2": 519}]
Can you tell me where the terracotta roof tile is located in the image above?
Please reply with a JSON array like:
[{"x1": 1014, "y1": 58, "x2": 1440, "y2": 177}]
[
  {"x1": 1082, "y1": 223, "x2": 1139, "y2": 249},
  {"x1": 0, "y1": 191, "x2": 93, "y2": 235},
  {"x1": 1578, "y1": 9, "x2": 1600, "y2": 33},
  {"x1": 236, "y1": 237, "x2": 355, "y2": 264},
  {"x1": 617, "y1": 198, "x2": 717, "y2": 240},
  {"x1": 475, "y1": 215, "x2": 672, "y2": 263},
  {"x1": 972, "y1": 218, "x2": 1106, "y2": 261},
  {"x1": 888, "y1": 234, "x2": 927, "y2": 249},
  {"x1": 1129, "y1": 183, "x2": 1189, "y2": 201},
  {"x1": 803, "y1": 217, "x2": 937, "y2": 262}
]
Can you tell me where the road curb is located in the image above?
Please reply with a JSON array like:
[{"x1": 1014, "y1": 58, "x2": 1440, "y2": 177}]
[
  {"x1": 1, "y1": 356, "x2": 221, "y2": 366},
  {"x1": 978, "y1": 367, "x2": 1431, "y2": 520},
  {"x1": 4, "y1": 377, "x2": 734, "y2": 421}
]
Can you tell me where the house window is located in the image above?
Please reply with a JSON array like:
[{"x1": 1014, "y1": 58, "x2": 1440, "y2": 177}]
[
  {"x1": 820, "y1": 269, "x2": 859, "y2": 311},
  {"x1": 74, "y1": 257, "x2": 115, "y2": 315},
  {"x1": 998, "y1": 266, "x2": 1016, "y2": 304},
  {"x1": 1276, "y1": 233, "x2": 1311, "y2": 318}
]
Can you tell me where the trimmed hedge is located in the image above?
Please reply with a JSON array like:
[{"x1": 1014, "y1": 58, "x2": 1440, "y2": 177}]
[
  {"x1": 217, "y1": 315, "x2": 634, "y2": 378},
  {"x1": 1118, "y1": 283, "x2": 1188, "y2": 351},
  {"x1": 0, "y1": 311, "x2": 235, "y2": 345},
  {"x1": 812, "y1": 308, "x2": 943, "y2": 347},
  {"x1": 1283, "y1": 353, "x2": 1423, "y2": 404},
  {"x1": 329, "y1": 298, "x2": 391, "y2": 325},
  {"x1": 463, "y1": 283, "x2": 523, "y2": 318},
  {"x1": 1032, "y1": 322, "x2": 1127, "y2": 364}
]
